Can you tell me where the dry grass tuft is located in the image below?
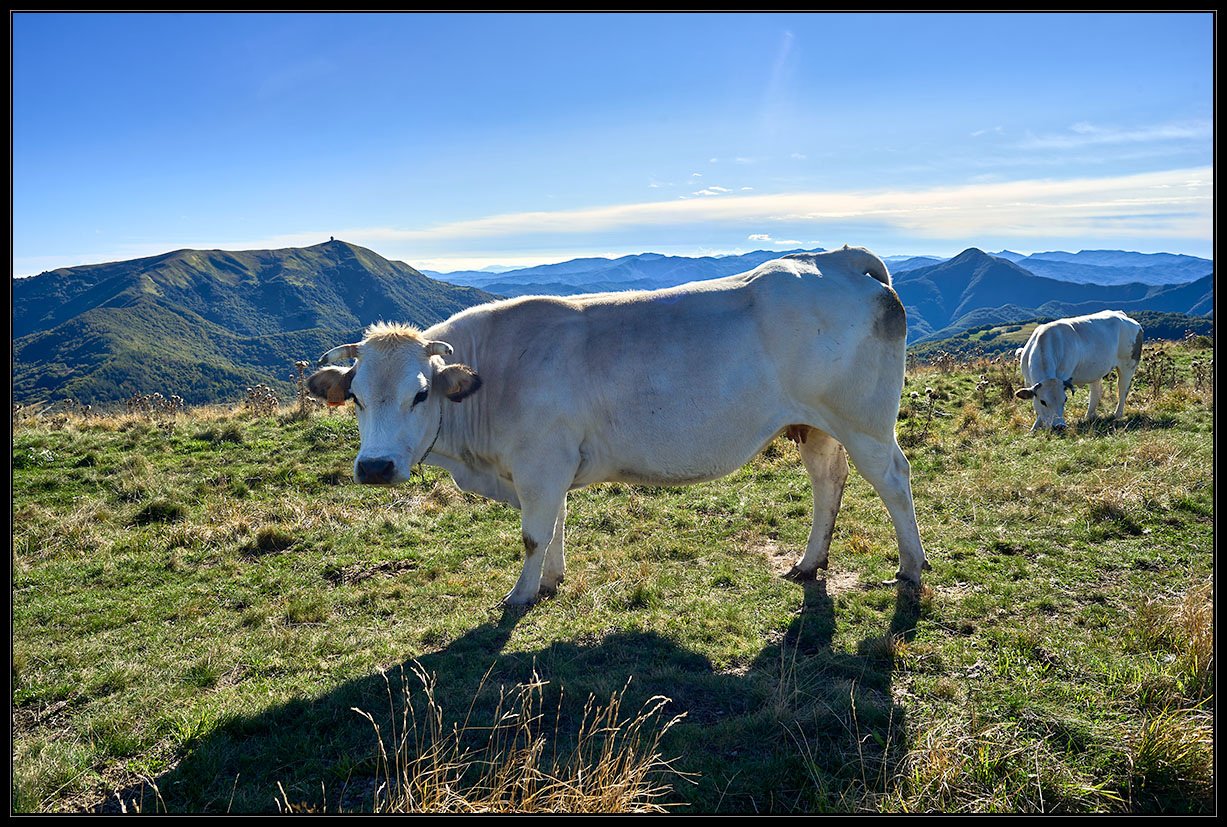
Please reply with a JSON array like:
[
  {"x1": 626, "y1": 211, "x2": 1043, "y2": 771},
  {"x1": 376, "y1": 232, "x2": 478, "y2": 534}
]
[
  {"x1": 1135, "y1": 580, "x2": 1214, "y2": 702},
  {"x1": 305, "y1": 664, "x2": 688, "y2": 813}
]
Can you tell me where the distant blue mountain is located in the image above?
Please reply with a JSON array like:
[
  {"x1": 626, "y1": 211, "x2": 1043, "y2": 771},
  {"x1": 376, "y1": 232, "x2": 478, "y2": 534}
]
[
  {"x1": 883, "y1": 255, "x2": 944, "y2": 273},
  {"x1": 426, "y1": 245, "x2": 1212, "y2": 344},
  {"x1": 430, "y1": 248, "x2": 826, "y2": 296},
  {"x1": 991, "y1": 249, "x2": 1211, "y2": 286}
]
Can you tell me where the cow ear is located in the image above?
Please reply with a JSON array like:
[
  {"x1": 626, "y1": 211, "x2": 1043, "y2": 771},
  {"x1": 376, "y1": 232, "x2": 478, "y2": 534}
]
[
  {"x1": 1015, "y1": 385, "x2": 1037, "y2": 400},
  {"x1": 435, "y1": 364, "x2": 482, "y2": 402},
  {"x1": 307, "y1": 366, "x2": 353, "y2": 407},
  {"x1": 319, "y1": 343, "x2": 360, "y2": 365},
  {"x1": 425, "y1": 340, "x2": 454, "y2": 358}
]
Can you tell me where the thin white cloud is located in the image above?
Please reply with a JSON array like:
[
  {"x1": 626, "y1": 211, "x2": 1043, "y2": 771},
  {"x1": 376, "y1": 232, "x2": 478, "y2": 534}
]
[
  {"x1": 1020, "y1": 119, "x2": 1211, "y2": 150},
  {"x1": 747, "y1": 233, "x2": 800, "y2": 246},
  {"x1": 354, "y1": 166, "x2": 1211, "y2": 245},
  {"x1": 21, "y1": 167, "x2": 1207, "y2": 278},
  {"x1": 693, "y1": 185, "x2": 731, "y2": 197}
]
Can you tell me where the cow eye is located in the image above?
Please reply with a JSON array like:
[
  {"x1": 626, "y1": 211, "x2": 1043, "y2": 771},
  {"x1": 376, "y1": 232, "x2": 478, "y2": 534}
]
[
  {"x1": 1039, "y1": 399, "x2": 1048, "y2": 407},
  {"x1": 412, "y1": 388, "x2": 429, "y2": 407},
  {"x1": 345, "y1": 391, "x2": 364, "y2": 410}
]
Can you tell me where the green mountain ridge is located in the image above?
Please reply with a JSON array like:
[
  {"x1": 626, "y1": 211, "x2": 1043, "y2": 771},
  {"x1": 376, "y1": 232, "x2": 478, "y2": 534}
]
[{"x1": 13, "y1": 240, "x2": 495, "y2": 407}]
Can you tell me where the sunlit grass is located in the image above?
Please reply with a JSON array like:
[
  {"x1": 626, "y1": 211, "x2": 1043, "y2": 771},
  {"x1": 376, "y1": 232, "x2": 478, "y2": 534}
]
[{"x1": 12, "y1": 343, "x2": 1214, "y2": 813}]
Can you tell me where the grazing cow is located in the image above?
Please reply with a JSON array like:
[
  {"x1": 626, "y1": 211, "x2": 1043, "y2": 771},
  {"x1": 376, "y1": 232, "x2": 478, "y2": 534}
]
[
  {"x1": 1014, "y1": 310, "x2": 1144, "y2": 431},
  {"x1": 309, "y1": 246, "x2": 927, "y2": 605}
]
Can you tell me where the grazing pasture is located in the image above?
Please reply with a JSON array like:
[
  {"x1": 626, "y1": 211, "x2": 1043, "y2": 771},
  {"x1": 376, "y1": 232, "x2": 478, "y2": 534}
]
[{"x1": 11, "y1": 342, "x2": 1213, "y2": 813}]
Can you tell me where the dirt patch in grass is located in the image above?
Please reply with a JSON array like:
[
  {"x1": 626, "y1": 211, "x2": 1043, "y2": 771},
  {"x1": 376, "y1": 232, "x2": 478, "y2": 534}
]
[
  {"x1": 324, "y1": 558, "x2": 420, "y2": 586},
  {"x1": 754, "y1": 539, "x2": 797, "y2": 576},
  {"x1": 822, "y1": 569, "x2": 865, "y2": 595},
  {"x1": 753, "y1": 539, "x2": 871, "y2": 595}
]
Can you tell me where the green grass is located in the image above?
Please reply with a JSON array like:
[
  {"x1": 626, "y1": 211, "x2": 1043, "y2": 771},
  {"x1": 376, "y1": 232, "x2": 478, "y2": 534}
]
[{"x1": 11, "y1": 343, "x2": 1214, "y2": 813}]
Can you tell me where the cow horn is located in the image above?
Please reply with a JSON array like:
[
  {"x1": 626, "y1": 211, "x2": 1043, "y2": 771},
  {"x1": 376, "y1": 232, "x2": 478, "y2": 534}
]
[{"x1": 318, "y1": 343, "x2": 361, "y2": 365}]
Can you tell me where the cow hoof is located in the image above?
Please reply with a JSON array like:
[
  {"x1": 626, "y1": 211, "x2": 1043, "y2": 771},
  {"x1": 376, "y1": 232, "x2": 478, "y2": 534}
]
[
  {"x1": 784, "y1": 565, "x2": 821, "y2": 582},
  {"x1": 886, "y1": 572, "x2": 923, "y2": 592},
  {"x1": 538, "y1": 577, "x2": 564, "y2": 598},
  {"x1": 502, "y1": 589, "x2": 539, "y2": 608}
]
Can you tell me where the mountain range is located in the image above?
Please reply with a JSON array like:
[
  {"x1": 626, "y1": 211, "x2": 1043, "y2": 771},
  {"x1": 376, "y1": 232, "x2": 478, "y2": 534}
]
[
  {"x1": 12, "y1": 241, "x2": 1213, "y2": 407},
  {"x1": 892, "y1": 248, "x2": 1213, "y2": 342},
  {"x1": 423, "y1": 248, "x2": 833, "y2": 297},
  {"x1": 13, "y1": 240, "x2": 493, "y2": 406},
  {"x1": 990, "y1": 250, "x2": 1213, "y2": 286},
  {"x1": 429, "y1": 247, "x2": 1211, "y2": 294},
  {"x1": 431, "y1": 246, "x2": 1211, "y2": 344}
]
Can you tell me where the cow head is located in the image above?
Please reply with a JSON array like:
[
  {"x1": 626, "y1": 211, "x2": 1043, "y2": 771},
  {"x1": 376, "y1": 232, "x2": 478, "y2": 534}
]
[
  {"x1": 1015, "y1": 377, "x2": 1075, "y2": 431},
  {"x1": 308, "y1": 323, "x2": 481, "y2": 484}
]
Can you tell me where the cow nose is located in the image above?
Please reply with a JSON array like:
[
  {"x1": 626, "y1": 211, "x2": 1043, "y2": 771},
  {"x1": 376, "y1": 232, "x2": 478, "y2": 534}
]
[{"x1": 356, "y1": 457, "x2": 395, "y2": 484}]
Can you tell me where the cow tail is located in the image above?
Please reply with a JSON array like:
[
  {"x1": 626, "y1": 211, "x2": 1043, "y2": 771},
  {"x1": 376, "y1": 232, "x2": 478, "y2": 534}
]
[{"x1": 839, "y1": 244, "x2": 892, "y2": 287}]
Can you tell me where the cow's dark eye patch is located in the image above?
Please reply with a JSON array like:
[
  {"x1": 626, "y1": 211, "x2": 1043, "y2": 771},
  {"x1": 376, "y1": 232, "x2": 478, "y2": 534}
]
[
  {"x1": 1039, "y1": 399, "x2": 1048, "y2": 407},
  {"x1": 412, "y1": 389, "x2": 429, "y2": 407}
]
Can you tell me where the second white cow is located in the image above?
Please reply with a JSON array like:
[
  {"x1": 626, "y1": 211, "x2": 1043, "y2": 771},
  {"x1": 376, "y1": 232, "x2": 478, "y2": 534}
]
[
  {"x1": 309, "y1": 247, "x2": 928, "y2": 605},
  {"x1": 1015, "y1": 310, "x2": 1144, "y2": 431}
]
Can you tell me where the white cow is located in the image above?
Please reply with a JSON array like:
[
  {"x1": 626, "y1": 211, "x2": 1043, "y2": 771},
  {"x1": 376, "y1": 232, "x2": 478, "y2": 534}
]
[
  {"x1": 1014, "y1": 310, "x2": 1144, "y2": 431},
  {"x1": 309, "y1": 246, "x2": 928, "y2": 605}
]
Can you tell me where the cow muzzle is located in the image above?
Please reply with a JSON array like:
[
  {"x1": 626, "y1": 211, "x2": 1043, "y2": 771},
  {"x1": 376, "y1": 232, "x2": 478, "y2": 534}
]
[{"x1": 356, "y1": 456, "x2": 396, "y2": 485}]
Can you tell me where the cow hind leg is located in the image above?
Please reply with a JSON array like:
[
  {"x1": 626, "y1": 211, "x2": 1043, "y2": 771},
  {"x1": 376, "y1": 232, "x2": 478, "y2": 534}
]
[
  {"x1": 838, "y1": 431, "x2": 928, "y2": 585},
  {"x1": 787, "y1": 427, "x2": 849, "y2": 580},
  {"x1": 1115, "y1": 360, "x2": 1140, "y2": 419},
  {"x1": 1086, "y1": 379, "x2": 1103, "y2": 421}
]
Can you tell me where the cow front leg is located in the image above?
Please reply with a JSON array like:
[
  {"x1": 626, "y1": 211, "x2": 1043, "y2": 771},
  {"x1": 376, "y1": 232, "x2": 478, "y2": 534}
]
[
  {"x1": 788, "y1": 427, "x2": 848, "y2": 580},
  {"x1": 504, "y1": 477, "x2": 570, "y2": 606},
  {"x1": 539, "y1": 497, "x2": 568, "y2": 596}
]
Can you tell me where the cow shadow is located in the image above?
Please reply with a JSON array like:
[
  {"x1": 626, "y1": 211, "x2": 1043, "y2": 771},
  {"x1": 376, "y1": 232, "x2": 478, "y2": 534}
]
[
  {"x1": 1070, "y1": 412, "x2": 1180, "y2": 436},
  {"x1": 109, "y1": 581, "x2": 921, "y2": 814}
]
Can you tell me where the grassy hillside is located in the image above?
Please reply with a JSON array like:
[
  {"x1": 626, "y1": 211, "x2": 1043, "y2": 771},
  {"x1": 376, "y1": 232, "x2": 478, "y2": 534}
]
[
  {"x1": 13, "y1": 240, "x2": 495, "y2": 407},
  {"x1": 12, "y1": 341, "x2": 1214, "y2": 813},
  {"x1": 910, "y1": 311, "x2": 1214, "y2": 363}
]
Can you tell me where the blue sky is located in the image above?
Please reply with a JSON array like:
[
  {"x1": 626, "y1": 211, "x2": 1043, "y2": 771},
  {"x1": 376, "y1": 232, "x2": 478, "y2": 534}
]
[{"x1": 12, "y1": 12, "x2": 1214, "y2": 276}]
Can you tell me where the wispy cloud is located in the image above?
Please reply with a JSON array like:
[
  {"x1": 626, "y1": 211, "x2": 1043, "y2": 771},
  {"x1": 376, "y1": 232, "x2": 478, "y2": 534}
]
[
  {"x1": 693, "y1": 185, "x2": 731, "y2": 197},
  {"x1": 21, "y1": 167, "x2": 1207, "y2": 278},
  {"x1": 1019, "y1": 119, "x2": 1211, "y2": 150},
  {"x1": 746, "y1": 233, "x2": 801, "y2": 247},
  {"x1": 357, "y1": 166, "x2": 1211, "y2": 244}
]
